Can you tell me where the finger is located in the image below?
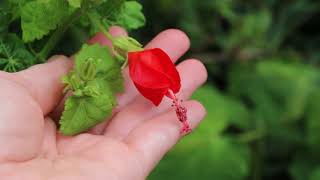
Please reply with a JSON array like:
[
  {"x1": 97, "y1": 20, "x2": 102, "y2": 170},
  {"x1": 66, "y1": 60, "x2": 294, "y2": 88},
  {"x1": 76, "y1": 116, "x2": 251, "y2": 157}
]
[
  {"x1": 14, "y1": 56, "x2": 73, "y2": 115},
  {"x1": 40, "y1": 117, "x2": 58, "y2": 159},
  {"x1": 125, "y1": 100, "x2": 206, "y2": 174},
  {"x1": 90, "y1": 29, "x2": 191, "y2": 134},
  {"x1": 103, "y1": 60, "x2": 207, "y2": 139}
]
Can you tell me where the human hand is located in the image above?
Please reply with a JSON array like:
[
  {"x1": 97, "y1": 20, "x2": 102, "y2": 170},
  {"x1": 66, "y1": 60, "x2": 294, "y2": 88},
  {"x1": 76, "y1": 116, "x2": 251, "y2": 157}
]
[{"x1": 0, "y1": 27, "x2": 207, "y2": 180}]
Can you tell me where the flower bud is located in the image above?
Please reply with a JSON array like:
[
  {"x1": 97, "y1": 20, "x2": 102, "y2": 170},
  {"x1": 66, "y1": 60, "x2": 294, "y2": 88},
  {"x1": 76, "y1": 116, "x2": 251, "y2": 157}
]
[
  {"x1": 112, "y1": 36, "x2": 143, "y2": 62},
  {"x1": 79, "y1": 58, "x2": 98, "y2": 81}
]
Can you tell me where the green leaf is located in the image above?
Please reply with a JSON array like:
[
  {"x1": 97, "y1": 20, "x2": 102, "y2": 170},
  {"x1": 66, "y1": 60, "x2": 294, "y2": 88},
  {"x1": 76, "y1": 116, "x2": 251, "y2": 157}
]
[
  {"x1": 104, "y1": 64, "x2": 124, "y2": 93},
  {"x1": 60, "y1": 79, "x2": 116, "y2": 135},
  {"x1": 81, "y1": 0, "x2": 125, "y2": 35},
  {"x1": 96, "y1": 0, "x2": 125, "y2": 19},
  {"x1": 74, "y1": 44, "x2": 118, "y2": 75},
  {"x1": 67, "y1": 0, "x2": 82, "y2": 8},
  {"x1": 21, "y1": 0, "x2": 71, "y2": 42},
  {"x1": 0, "y1": 34, "x2": 35, "y2": 72},
  {"x1": 116, "y1": 1, "x2": 146, "y2": 30},
  {"x1": 60, "y1": 44, "x2": 124, "y2": 135}
]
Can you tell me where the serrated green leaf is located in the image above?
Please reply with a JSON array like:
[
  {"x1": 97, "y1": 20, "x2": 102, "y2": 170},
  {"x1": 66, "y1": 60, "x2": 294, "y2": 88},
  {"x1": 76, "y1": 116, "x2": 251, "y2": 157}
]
[
  {"x1": 83, "y1": 0, "x2": 126, "y2": 35},
  {"x1": 21, "y1": 0, "x2": 71, "y2": 42},
  {"x1": 74, "y1": 44, "x2": 116, "y2": 74},
  {"x1": 60, "y1": 83, "x2": 116, "y2": 135},
  {"x1": 60, "y1": 44, "x2": 124, "y2": 135},
  {"x1": 116, "y1": 1, "x2": 146, "y2": 30}
]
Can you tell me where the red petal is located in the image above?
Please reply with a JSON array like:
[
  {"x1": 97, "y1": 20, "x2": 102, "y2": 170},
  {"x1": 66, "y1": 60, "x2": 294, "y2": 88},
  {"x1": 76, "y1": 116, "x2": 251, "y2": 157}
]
[
  {"x1": 129, "y1": 48, "x2": 181, "y2": 92},
  {"x1": 128, "y1": 48, "x2": 182, "y2": 105},
  {"x1": 134, "y1": 83, "x2": 168, "y2": 106}
]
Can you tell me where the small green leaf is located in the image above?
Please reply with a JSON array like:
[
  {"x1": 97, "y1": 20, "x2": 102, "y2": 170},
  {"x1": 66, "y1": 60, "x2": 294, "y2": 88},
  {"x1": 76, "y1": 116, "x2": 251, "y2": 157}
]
[
  {"x1": 60, "y1": 44, "x2": 124, "y2": 135},
  {"x1": 60, "y1": 84, "x2": 116, "y2": 135},
  {"x1": 75, "y1": 44, "x2": 116, "y2": 74},
  {"x1": 116, "y1": 1, "x2": 146, "y2": 30}
]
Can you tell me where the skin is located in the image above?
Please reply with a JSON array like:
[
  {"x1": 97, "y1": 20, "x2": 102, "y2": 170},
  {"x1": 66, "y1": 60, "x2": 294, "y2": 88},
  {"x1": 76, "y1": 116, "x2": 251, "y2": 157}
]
[{"x1": 0, "y1": 27, "x2": 207, "y2": 180}]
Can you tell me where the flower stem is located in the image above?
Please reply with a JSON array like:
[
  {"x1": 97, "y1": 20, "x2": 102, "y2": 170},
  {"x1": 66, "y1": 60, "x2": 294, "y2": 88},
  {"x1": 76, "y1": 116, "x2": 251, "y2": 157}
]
[{"x1": 87, "y1": 13, "x2": 114, "y2": 42}]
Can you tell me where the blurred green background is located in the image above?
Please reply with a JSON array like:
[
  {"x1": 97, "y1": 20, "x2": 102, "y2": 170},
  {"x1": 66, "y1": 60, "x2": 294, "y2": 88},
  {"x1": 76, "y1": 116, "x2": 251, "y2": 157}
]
[{"x1": 135, "y1": 0, "x2": 320, "y2": 180}]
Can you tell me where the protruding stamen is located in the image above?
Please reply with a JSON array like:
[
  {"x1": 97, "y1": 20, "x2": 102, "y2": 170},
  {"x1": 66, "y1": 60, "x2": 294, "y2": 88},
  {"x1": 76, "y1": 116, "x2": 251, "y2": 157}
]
[{"x1": 167, "y1": 90, "x2": 192, "y2": 134}]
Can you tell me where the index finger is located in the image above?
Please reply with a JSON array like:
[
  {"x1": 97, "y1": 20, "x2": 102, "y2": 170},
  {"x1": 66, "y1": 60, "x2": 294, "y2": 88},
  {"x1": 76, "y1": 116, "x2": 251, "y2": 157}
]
[{"x1": 124, "y1": 100, "x2": 206, "y2": 174}]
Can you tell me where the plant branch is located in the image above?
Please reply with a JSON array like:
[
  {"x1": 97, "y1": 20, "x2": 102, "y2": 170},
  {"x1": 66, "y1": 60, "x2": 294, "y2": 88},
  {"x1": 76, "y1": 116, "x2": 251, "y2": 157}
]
[{"x1": 87, "y1": 12, "x2": 114, "y2": 41}]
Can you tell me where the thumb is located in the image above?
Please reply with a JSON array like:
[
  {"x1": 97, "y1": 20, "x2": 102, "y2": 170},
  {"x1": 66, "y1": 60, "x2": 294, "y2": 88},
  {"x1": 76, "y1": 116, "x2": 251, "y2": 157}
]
[{"x1": 0, "y1": 56, "x2": 72, "y2": 162}]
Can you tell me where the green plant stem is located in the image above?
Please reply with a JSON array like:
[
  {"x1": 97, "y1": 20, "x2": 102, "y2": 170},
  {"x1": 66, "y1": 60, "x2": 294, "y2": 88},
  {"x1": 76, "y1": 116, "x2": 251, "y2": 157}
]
[
  {"x1": 38, "y1": 9, "x2": 83, "y2": 62},
  {"x1": 87, "y1": 13, "x2": 114, "y2": 41},
  {"x1": 87, "y1": 12, "x2": 143, "y2": 69}
]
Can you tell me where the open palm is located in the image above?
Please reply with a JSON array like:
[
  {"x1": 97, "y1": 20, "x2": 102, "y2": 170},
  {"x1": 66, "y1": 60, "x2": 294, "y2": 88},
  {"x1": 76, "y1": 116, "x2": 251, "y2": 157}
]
[{"x1": 0, "y1": 27, "x2": 207, "y2": 180}]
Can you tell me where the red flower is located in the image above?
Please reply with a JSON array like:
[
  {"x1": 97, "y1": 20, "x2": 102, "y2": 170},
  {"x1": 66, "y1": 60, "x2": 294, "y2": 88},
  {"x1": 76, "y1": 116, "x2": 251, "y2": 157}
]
[{"x1": 128, "y1": 48, "x2": 191, "y2": 133}]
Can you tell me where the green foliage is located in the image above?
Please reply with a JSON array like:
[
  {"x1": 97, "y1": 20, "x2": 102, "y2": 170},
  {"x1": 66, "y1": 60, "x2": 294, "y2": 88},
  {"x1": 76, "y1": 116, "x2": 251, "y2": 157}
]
[
  {"x1": 60, "y1": 88, "x2": 115, "y2": 135},
  {"x1": 0, "y1": 0, "x2": 145, "y2": 71},
  {"x1": 140, "y1": 0, "x2": 320, "y2": 60},
  {"x1": 85, "y1": 1, "x2": 145, "y2": 35},
  {"x1": 229, "y1": 61, "x2": 318, "y2": 128},
  {"x1": 116, "y1": 1, "x2": 146, "y2": 30},
  {"x1": 0, "y1": 0, "x2": 145, "y2": 134},
  {"x1": 140, "y1": 1, "x2": 320, "y2": 179},
  {"x1": 0, "y1": 34, "x2": 35, "y2": 72},
  {"x1": 60, "y1": 44, "x2": 123, "y2": 135},
  {"x1": 21, "y1": 0, "x2": 71, "y2": 42}
]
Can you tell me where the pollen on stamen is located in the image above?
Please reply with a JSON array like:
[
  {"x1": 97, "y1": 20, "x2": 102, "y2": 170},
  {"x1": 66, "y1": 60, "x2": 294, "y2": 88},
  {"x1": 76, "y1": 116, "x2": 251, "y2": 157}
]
[{"x1": 167, "y1": 90, "x2": 192, "y2": 134}]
